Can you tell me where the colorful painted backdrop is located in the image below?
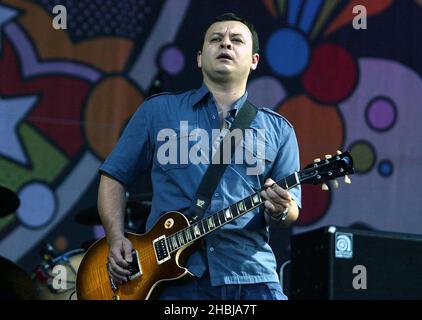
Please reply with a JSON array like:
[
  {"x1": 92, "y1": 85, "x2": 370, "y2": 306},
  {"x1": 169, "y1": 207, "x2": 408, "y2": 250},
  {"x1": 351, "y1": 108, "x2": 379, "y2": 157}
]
[{"x1": 1, "y1": 0, "x2": 422, "y2": 274}]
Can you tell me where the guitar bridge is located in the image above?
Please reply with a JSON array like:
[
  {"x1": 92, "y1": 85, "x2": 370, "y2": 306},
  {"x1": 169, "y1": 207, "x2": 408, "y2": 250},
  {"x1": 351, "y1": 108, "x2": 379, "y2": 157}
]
[{"x1": 108, "y1": 250, "x2": 142, "y2": 291}]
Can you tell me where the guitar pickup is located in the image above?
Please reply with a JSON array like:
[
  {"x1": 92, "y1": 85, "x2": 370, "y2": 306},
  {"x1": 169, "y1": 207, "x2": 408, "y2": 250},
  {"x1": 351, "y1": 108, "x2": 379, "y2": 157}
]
[
  {"x1": 153, "y1": 235, "x2": 171, "y2": 264},
  {"x1": 127, "y1": 250, "x2": 142, "y2": 281}
]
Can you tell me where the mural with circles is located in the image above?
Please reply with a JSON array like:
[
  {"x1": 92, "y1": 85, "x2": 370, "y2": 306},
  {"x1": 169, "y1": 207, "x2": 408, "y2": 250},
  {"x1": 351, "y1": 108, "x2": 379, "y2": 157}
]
[{"x1": 0, "y1": 0, "x2": 422, "y2": 270}]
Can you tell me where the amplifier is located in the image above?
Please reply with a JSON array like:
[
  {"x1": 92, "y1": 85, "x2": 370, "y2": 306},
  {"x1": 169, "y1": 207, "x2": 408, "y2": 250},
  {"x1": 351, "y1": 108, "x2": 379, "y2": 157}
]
[{"x1": 290, "y1": 226, "x2": 422, "y2": 299}]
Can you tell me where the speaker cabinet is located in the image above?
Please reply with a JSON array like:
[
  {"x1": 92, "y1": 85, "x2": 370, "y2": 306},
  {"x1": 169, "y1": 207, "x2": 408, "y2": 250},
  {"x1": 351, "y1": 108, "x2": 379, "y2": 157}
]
[{"x1": 290, "y1": 226, "x2": 422, "y2": 299}]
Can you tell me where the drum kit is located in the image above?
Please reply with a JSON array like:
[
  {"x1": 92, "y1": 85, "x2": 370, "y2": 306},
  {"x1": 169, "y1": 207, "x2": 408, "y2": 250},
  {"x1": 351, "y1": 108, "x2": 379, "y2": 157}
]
[
  {"x1": 0, "y1": 186, "x2": 35, "y2": 300},
  {"x1": 0, "y1": 185, "x2": 151, "y2": 300}
]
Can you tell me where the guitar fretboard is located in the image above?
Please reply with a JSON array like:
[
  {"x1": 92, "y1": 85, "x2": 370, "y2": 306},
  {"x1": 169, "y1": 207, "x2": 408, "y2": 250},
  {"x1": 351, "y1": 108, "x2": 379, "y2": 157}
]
[{"x1": 165, "y1": 172, "x2": 300, "y2": 253}]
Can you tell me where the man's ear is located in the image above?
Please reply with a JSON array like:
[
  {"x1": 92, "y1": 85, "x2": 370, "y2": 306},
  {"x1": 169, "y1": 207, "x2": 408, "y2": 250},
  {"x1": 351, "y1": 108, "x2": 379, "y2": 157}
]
[
  {"x1": 197, "y1": 50, "x2": 202, "y2": 68},
  {"x1": 250, "y1": 53, "x2": 260, "y2": 71}
]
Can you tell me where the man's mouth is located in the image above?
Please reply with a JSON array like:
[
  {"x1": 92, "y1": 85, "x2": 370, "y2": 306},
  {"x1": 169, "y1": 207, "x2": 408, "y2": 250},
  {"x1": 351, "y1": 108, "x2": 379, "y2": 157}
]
[{"x1": 217, "y1": 53, "x2": 233, "y2": 60}]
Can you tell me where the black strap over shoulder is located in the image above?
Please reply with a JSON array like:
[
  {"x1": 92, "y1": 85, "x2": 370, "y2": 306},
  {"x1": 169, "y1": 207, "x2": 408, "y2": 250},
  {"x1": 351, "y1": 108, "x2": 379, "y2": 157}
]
[{"x1": 189, "y1": 100, "x2": 258, "y2": 221}]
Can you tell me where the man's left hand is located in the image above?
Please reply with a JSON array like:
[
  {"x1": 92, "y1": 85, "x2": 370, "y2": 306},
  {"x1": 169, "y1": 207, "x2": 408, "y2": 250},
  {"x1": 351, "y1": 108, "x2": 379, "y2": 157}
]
[{"x1": 260, "y1": 178, "x2": 295, "y2": 222}]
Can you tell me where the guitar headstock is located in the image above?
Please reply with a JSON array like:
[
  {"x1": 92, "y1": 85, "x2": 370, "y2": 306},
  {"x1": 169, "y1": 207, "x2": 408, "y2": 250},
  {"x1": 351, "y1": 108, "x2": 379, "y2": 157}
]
[{"x1": 299, "y1": 150, "x2": 355, "y2": 189}]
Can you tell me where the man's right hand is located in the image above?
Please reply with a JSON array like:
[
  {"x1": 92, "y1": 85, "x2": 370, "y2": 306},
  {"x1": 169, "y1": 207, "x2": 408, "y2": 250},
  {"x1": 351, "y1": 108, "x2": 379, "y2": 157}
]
[{"x1": 107, "y1": 237, "x2": 134, "y2": 284}]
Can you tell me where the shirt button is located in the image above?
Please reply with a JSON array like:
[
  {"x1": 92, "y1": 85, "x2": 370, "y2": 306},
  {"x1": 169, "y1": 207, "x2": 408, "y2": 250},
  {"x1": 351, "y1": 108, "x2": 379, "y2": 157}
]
[
  {"x1": 212, "y1": 115, "x2": 216, "y2": 120},
  {"x1": 214, "y1": 193, "x2": 219, "y2": 197},
  {"x1": 209, "y1": 247, "x2": 214, "y2": 252}
]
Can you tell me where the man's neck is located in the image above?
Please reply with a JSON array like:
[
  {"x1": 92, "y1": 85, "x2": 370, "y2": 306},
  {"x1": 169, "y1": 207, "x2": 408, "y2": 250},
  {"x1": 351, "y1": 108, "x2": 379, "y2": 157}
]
[{"x1": 204, "y1": 78, "x2": 246, "y2": 111}]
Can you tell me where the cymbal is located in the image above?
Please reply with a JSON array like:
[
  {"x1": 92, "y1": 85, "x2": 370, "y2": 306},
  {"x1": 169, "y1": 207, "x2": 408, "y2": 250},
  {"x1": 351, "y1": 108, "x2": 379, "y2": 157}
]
[
  {"x1": 74, "y1": 201, "x2": 151, "y2": 226},
  {"x1": 0, "y1": 186, "x2": 20, "y2": 217},
  {"x1": 0, "y1": 256, "x2": 37, "y2": 299}
]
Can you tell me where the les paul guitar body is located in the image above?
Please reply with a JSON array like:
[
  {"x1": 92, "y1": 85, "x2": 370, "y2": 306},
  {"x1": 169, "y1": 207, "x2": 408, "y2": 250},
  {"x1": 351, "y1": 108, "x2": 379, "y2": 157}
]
[
  {"x1": 76, "y1": 211, "x2": 198, "y2": 300},
  {"x1": 76, "y1": 151, "x2": 355, "y2": 300}
]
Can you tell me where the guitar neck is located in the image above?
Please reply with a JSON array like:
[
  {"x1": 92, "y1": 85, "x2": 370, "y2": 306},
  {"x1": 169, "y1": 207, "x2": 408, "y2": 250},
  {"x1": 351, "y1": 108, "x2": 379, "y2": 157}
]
[{"x1": 165, "y1": 172, "x2": 300, "y2": 253}]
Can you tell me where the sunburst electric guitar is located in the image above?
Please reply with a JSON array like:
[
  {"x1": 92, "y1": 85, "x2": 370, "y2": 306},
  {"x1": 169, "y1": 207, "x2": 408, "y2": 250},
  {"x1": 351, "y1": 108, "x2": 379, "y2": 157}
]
[{"x1": 76, "y1": 151, "x2": 354, "y2": 300}]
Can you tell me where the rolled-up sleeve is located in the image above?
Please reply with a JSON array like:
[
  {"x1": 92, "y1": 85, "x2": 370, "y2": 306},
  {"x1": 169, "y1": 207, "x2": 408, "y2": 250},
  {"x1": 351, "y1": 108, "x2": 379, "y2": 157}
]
[
  {"x1": 270, "y1": 125, "x2": 302, "y2": 208},
  {"x1": 99, "y1": 102, "x2": 153, "y2": 187}
]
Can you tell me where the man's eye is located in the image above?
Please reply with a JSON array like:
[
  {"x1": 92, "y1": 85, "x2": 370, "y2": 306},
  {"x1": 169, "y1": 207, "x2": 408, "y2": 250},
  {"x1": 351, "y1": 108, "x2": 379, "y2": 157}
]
[
  {"x1": 210, "y1": 38, "x2": 220, "y2": 42},
  {"x1": 232, "y1": 38, "x2": 243, "y2": 43}
]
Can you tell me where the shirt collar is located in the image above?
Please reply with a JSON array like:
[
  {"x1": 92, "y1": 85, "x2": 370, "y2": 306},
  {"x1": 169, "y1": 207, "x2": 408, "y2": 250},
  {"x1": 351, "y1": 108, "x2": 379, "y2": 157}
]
[
  {"x1": 230, "y1": 90, "x2": 248, "y2": 116},
  {"x1": 191, "y1": 83, "x2": 211, "y2": 107},
  {"x1": 192, "y1": 83, "x2": 249, "y2": 115}
]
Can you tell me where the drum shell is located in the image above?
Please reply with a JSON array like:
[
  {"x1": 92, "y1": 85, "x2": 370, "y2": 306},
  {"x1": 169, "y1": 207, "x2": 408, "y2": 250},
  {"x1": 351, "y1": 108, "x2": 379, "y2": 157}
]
[{"x1": 33, "y1": 249, "x2": 85, "y2": 300}]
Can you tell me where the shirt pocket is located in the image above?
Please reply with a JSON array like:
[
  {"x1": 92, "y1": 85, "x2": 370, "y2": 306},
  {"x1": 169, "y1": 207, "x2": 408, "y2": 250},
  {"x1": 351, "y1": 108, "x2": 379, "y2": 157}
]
[
  {"x1": 230, "y1": 139, "x2": 278, "y2": 190},
  {"x1": 155, "y1": 123, "x2": 199, "y2": 171}
]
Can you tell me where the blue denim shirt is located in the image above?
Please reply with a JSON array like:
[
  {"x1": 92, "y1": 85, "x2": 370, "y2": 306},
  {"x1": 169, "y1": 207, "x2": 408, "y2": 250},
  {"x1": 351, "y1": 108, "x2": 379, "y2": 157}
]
[{"x1": 99, "y1": 83, "x2": 301, "y2": 286}]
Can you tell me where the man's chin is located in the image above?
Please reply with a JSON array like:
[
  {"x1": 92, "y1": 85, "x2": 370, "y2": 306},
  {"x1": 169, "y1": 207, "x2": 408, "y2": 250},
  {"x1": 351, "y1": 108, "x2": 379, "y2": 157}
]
[
  {"x1": 204, "y1": 68, "x2": 237, "y2": 83},
  {"x1": 214, "y1": 66, "x2": 237, "y2": 76}
]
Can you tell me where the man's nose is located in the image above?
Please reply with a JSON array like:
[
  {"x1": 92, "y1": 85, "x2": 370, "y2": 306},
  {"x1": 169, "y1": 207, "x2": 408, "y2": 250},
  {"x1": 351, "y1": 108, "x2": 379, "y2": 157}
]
[{"x1": 220, "y1": 37, "x2": 232, "y2": 49}]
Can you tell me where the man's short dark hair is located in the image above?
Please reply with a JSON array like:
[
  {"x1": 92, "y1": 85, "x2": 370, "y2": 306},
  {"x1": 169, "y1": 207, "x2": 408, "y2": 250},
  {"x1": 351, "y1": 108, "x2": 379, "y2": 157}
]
[{"x1": 200, "y1": 13, "x2": 259, "y2": 54}]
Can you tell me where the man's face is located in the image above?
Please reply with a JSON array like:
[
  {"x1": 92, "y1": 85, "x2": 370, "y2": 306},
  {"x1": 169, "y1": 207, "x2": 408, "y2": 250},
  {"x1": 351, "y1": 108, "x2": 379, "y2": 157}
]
[{"x1": 198, "y1": 20, "x2": 259, "y2": 83}]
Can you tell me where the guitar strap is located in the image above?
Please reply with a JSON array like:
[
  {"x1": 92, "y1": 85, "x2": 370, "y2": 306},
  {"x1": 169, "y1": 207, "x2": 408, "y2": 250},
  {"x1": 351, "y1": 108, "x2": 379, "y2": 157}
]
[{"x1": 189, "y1": 100, "x2": 258, "y2": 222}]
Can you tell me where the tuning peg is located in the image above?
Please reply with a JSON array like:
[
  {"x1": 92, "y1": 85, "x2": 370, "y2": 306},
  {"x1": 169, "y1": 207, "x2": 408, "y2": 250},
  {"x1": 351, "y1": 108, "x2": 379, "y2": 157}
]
[
  {"x1": 344, "y1": 175, "x2": 351, "y2": 184},
  {"x1": 321, "y1": 183, "x2": 329, "y2": 191},
  {"x1": 325, "y1": 154, "x2": 332, "y2": 159},
  {"x1": 331, "y1": 179, "x2": 339, "y2": 189},
  {"x1": 314, "y1": 158, "x2": 321, "y2": 163},
  {"x1": 336, "y1": 150, "x2": 342, "y2": 155}
]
